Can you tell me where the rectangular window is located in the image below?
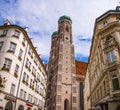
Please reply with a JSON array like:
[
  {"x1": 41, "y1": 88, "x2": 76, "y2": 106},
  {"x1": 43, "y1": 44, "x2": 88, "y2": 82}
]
[
  {"x1": 23, "y1": 72, "x2": 26, "y2": 81},
  {"x1": 26, "y1": 75, "x2": 29, "y2": 83},
  {"x1": 22, "y1": 37, "x2": 26, "y2": 46},
  {"x1": 14, "y1": 64, "x2": 19, "y2": 73},
  {"x1": 18, "y1": 49, "x2": 23, "y2": 58},
  {"x1": 10, "y1": 83, "x2": 15, "y2": 95},
  {"x1": 14, "y1": 30, "x2": 20, "y2": 37},
  {"x1": 2, "y1": 30, "x2": 8, "y2": 36},
  {"x1": 4, "y1": 58, "x2": 12, "y2": 70},
  {"x1": 19, "y1": 89, "x2": 23, "y2": 98},
  {"x1": 0, "y1": 41, "x2": 3, "y2": 50},
  {"x1": 23, "y1": 91, "x2": 26, "y2": 100},
  {"x1": 14, "y1": 64, "x2": 19, "y2": 78},
  {"x1": 107, "y1": 50, "x2": 115, "y2": 63},
  {"x1": 30, "y1": 95, "x2": 33, "y2": 103},
  {"x1": 28, "y1": 94, "x2": 30, "y2": 101},
  {"x1": 9, "y1": 42, "x2": 16, "y2": 53}
]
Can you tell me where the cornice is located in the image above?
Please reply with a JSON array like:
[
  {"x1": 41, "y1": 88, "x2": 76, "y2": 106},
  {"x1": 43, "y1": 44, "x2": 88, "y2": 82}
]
[{"x1": 0, "y1": 25, "x2": 47, "y2": 75}]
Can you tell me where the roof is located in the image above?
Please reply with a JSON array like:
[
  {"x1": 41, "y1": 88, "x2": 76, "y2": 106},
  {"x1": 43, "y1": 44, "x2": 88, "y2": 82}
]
[
  {"x1": 52, "y1": 31, "x2": 58, "y2": 37},
  {"x1": 75, "y1": 60, "x2": 87, "y2": 81},
  {"x1": 96, "y1": 6, "x2": 120, "y2": 23},
  {"x1": 58, "y1": 15, "x2": 72, "y2": 23}
]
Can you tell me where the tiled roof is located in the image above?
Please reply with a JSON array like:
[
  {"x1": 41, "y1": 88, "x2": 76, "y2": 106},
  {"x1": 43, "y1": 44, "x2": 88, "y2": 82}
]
[{"x1": 75, "y1": 60, "x2": 87, "y2": 81}]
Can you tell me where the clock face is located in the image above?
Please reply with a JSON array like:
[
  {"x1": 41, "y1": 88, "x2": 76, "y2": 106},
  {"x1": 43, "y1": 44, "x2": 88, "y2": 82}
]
[{"x1": 64, "y1": 36, "x2": 69, "y2": 40}]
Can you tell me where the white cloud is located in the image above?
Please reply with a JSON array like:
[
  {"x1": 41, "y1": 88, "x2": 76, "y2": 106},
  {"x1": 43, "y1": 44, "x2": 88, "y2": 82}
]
[{"x1": 0, "y1": 0, "x2": 119, "y2": 62}]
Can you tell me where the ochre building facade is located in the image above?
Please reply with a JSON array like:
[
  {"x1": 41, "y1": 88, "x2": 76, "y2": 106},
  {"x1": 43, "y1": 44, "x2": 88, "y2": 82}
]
[{"x1": 87, "y1": 6, "x2": 120, "y2": 110}]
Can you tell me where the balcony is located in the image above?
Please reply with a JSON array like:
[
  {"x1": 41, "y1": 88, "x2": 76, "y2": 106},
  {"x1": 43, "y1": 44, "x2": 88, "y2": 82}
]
[
  {"x1": 1, "y1": 65, "x2": 10, "y2": 72},
  {"x1": 22, "y1": 42, "x2": 25, "y2": 47},
  {"x1": 7, "y1": 49, "x2": 15, "y2": 54},
  {"x1": 14, "y1": 72, "x2": 18, "y2": 78},
  {"x1": 18, "y1": 56, "x2": 22, "y2": 61},
  {"x1": 103, "y1": 40, "x2": 116, "y2": 50},
  {"x1": 0, "y1": 34, "x2": 6, "y2": 37}
]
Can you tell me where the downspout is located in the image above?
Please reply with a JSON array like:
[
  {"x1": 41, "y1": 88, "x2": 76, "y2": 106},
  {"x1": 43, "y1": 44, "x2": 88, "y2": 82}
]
[{"x1": 14, "y1": 42, "x2": 29, "y2": 110}]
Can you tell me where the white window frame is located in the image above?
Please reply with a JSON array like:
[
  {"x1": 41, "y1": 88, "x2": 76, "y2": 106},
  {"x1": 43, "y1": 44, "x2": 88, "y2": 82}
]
[
  {"x1": 9, "y1": 42, "x2": 16, "y2": 52},
  {"x1": 107, "y1": 50, "x2": 115, "y2": 63},
  {"x1": 14, "y1": 30, "x2": 20, "y2": 37},
  {"x1": 14, "y1": 64, "x2": 19, "y2": 73},
  {"x1": 2, "y1": 30, "x2": 8, "y2": 35},
  {"x1": 10, "y1": 83, "x2": 15, "y2": 95},
  {"x1": 0, "y1": 41, "x2": 3, "y2": 50},
  {"x1": 18, "y1": 49, "x2": 23, "y2": 58},
  {"x1": 4, "y1": 58, "x2": 12, "y2": 69}
]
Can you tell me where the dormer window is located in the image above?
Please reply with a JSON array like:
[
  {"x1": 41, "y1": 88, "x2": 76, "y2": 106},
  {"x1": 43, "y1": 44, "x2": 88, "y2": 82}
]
[{"x1": 103, "y1": 21, "x2": 108, "y2": 27}]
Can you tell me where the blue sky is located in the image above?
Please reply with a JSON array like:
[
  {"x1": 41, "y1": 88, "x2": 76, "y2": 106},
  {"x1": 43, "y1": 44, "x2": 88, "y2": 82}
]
[{"x1": 0, "y1": 0, "x2": 119, "y2": 63}]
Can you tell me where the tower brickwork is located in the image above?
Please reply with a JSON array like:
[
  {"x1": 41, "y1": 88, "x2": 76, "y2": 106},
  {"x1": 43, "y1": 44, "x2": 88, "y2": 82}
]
[{"x1": 46, "y1": 16, "x2": 77, "y2": 110}]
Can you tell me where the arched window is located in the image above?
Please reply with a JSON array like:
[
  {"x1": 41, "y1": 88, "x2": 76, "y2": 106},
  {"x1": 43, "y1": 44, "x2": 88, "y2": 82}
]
[
  {"x1": 106, "y1": 36, "x2": 115, "y2": 43},
  {"x1": 27, "y1": 107, "x2": 31, "y2": 110},
  {"x1": 5, "y1": 101, "x2": 13, "y2": 110},
  {"x1": 18, "y1": 105, "x2": 24, "y2": 110},
  {"x1": 65, "y1": 25, "x2": 69, "y2": 32},
  {"x1": 64, "y1": 99, "x2": 69, "y2": 110},
  {"x1": 112, "y1": 74, "x2": 120, "y2": 91}
]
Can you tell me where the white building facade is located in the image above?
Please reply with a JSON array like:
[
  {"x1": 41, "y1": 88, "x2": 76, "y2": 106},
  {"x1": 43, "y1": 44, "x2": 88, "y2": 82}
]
[{"x1": 0, "y1": 20, "x2": 47, "y2": 110}]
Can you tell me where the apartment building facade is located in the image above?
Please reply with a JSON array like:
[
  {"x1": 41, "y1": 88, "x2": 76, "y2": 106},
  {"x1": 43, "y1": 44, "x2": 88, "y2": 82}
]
[
  {"x1": 87, "y1": 6, "x2": 120, "y2": 110},
  {"x1": 84, "y1": 69, "x2": 91, "y2": 110},
  {"x1": 0, "y1": 20, "x2": 47, "y2": 110}
]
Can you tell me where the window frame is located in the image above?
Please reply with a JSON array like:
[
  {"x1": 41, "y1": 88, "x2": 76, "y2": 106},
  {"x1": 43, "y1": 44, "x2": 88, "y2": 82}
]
[
  {"x1": 9, "y1": 42, "x2": 17, "y2": 53},
  {"x1": 107, "y1": 50, "x2": 115, "y2": 63},
  {"x1": 0, "y1": 41, "x2": 4, "y2": 50},
  {"x1": 10, "y1": 83, "x2": 15, "y2": 95},
  {"x1": 112, "y1": 74, "x2": 120, "y2": 91}
]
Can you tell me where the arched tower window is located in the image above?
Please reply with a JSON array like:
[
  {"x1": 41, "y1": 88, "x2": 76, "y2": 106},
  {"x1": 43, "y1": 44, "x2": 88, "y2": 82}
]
[
  {"x1": 65, "y1": 25, "x2": 69, "y2": 32},
  {"x1": 64, "y1": 99, "x2": 69, "y2": 110},
  {"x1": 112, "y1": 74, "x2": 120, "y2": 91}
]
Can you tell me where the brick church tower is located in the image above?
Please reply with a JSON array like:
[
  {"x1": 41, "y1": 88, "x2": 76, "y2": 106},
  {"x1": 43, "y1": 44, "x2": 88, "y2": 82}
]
[{"x1": 46, "y1": 15, "x2": 77, "y2": 110}]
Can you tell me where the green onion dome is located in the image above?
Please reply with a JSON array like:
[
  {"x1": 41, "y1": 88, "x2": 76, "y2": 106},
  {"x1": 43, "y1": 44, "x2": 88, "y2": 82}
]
[
  {"x1": 52, "y1": 31, "x2": 58, "y2": 37},
  {"x1": 58, "y1": 15, "x2": 72, "y2": 23}
]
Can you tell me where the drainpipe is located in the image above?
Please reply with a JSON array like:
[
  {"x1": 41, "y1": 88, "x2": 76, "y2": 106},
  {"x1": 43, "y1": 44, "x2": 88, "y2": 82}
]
[{"x1": 14, "y1": 42, "x2": 28, "y2": 110}]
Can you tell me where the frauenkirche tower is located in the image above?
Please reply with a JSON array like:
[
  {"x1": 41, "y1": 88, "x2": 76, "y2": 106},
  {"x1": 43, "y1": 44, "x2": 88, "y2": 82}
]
[{"x1": 46, "y1": 15, "x2": 77, "y2": 110}]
